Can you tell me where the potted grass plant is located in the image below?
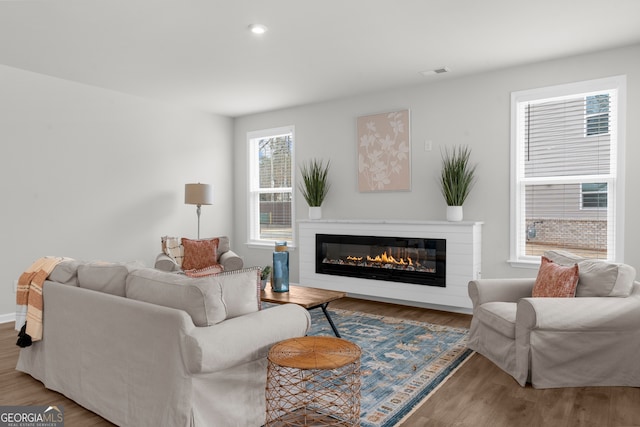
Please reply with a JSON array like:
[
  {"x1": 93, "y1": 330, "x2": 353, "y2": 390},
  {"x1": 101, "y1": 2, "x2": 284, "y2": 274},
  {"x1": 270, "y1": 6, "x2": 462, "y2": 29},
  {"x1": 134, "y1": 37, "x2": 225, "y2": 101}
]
[
  {"x1": 439, "y1": 145, "x2": 477, "y2": 221},
  {"x1": 298, "y1": 159, "x2": 331, "y2": 219},
  {"x1": 260, "y1": 265, "x2": 271, "y2": 290}
]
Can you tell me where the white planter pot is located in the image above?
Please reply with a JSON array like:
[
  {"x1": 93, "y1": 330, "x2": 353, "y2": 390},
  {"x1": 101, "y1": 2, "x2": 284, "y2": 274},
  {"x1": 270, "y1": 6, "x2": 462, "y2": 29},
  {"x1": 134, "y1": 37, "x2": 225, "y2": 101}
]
[
  {"x1": 446, "y1": 206, "x2": 463, "y2": 222},
  {"x1": 309, "y1": 206, "x2": 322, "y2": 220}
]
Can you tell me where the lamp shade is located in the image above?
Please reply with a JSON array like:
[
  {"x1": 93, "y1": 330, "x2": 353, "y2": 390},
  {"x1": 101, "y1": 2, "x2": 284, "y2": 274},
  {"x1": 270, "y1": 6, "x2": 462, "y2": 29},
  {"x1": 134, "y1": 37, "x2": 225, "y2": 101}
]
[{"x1": 185, "y1": 183, "x2": 213, "y2": 205}]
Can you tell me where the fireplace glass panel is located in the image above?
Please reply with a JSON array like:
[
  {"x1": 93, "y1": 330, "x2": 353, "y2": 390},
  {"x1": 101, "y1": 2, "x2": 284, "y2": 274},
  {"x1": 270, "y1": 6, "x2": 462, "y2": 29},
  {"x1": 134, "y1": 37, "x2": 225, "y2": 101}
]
[{"x1": 316, "y1": 234, "x2": 446, "y2": 287}]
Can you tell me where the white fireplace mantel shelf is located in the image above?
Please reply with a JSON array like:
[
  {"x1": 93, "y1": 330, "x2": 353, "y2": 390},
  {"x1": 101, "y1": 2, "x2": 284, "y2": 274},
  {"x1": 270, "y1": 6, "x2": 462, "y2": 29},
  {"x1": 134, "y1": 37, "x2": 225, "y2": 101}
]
[
  {"x1": 298, "y1": 219, "x2": 482, "y2": 313},
  {"x1": 299, "y1": 219, "x2": 482, "y2": 226}
]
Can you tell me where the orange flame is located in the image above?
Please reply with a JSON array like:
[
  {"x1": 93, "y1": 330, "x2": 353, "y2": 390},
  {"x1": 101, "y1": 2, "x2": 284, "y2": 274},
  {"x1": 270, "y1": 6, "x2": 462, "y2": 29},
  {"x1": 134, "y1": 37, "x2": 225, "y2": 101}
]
[{"x1": 366, "y1": 252, "x2": 413, "y2": 266}]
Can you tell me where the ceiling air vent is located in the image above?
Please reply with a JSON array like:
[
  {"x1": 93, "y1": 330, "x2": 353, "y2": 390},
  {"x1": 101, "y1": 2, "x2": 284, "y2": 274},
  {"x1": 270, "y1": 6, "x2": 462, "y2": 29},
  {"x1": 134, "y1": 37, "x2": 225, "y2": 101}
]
[{"x1": 420, "y1": 66, "x2": 450, "y2": 76}]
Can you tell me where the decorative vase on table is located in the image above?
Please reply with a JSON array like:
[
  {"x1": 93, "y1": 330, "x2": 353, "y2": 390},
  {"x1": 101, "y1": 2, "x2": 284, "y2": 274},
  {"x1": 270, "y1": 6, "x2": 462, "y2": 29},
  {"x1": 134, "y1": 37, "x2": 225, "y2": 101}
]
[{"x1": 272, "y1": 241, "x2": 289, "y2": 292}]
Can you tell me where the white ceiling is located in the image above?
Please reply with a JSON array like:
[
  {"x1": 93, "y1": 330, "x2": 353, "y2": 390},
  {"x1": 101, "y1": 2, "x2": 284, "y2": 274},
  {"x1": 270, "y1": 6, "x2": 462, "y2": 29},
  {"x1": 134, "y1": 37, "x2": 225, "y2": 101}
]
[{"x1": 1, "y1": 0, "x2": 640, "y2": 117}]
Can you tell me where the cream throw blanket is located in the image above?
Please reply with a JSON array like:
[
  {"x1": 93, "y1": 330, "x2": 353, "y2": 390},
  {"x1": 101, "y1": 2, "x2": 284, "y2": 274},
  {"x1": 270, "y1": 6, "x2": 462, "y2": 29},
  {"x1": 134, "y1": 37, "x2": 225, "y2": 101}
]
[{"x1": 15, "y1": 256, "x2": 71, "y2": 346}]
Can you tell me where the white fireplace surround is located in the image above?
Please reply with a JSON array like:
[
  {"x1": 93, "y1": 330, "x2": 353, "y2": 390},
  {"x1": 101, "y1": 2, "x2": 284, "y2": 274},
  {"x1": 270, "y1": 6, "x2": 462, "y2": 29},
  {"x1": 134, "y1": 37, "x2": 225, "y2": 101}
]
[{"x1": 299, "y1": 219, "x2": 482, "y2": 312}]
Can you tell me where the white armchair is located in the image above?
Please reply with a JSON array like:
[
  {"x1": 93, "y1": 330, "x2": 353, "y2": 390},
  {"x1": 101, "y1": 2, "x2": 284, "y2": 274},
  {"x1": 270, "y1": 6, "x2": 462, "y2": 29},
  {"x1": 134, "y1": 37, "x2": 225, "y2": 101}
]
[
  {"x1": 468, "y1": 250, "x2": 640, "y2": 388},
  {"x1": 155, "y1": 235, "x2": 243, "y2": 272}
]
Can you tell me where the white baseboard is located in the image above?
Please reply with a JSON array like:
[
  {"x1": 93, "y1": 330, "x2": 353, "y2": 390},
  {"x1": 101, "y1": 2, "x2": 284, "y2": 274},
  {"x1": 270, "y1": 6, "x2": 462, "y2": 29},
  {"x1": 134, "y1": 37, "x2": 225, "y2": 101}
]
[
  {"x1": 348, "y1": 293, "x2": 473, "y2": 315},
  {"x1": 0, "y1": 312, "x2": 16, "y2": 324}
]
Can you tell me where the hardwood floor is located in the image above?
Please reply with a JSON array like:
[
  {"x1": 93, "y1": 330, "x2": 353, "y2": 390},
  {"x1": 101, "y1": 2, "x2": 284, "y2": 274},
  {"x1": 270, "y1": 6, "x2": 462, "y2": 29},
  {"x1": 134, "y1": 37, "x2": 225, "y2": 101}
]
[{"x1": 2, "y1": 298, "x2": 639, "y2": 427}]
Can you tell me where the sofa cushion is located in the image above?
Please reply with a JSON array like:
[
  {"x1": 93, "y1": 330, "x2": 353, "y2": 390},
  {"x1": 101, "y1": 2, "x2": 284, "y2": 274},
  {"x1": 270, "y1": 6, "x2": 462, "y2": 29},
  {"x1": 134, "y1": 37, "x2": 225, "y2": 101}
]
[
  {"x1": 49, "y1": 259, "x2": 83, "y2": 286},
  {"x1": 544, "y1": 250, "x2": 636, "y2": 297},
  {"x1": 126, "y1": 268, "x2": 225, "y2": 326},
  {"x1": 217, "y1": 267, "x2": 262, "y2": 318},
  {"x1": 477, "y1": 302, "x2": 517, "y2": 339},
  {"x1": 77, "y1": 261, "x2": 144, "y2": 296},
  {"x1": 125, "y1": 267, "x2": 260, "y2": 326},
  {"x1": 543, "y1": 250, "x2": 584, "y2": 266},
  {"x1": 181, "y1": 238, "x2": 220, "y2": 270},
  {"x1": 532, "y1": 256, "x2": 579, "y2": 298},
  {"x1": 575, "y1": 259, "x2": 636, "y2": 297}
]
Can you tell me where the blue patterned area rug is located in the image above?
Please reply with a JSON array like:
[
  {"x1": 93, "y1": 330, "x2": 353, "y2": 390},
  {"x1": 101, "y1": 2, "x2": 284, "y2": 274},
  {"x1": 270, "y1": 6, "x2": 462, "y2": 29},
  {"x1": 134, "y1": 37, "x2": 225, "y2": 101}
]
[{"x1": 307, "y1": 306, "x2": 472, "y2": 427}]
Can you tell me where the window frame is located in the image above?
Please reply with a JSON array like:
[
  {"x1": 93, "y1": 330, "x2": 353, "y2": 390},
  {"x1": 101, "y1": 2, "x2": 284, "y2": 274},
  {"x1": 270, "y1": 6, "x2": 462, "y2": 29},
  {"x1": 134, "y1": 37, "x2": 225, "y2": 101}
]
[
  {"x1": 509, "y1": 76, "x2": 626, "y2": 268},
  {"x1": 247, "y1": 125, "x2": 296, "y2": 248}
]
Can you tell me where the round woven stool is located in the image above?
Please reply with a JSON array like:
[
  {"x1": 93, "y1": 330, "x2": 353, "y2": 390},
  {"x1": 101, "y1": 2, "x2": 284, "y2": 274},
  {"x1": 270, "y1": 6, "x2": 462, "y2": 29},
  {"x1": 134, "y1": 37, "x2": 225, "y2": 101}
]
[{"x1": 265, "y1": 336, "x2": 361, "y2": 426}]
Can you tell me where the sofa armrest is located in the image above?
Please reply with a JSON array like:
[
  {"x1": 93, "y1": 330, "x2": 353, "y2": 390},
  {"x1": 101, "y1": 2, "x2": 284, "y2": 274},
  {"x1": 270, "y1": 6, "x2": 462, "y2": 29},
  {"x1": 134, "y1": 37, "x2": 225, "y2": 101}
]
[
  {"x1": 155, "y1": 253, "x2": 180, "y2": 272},
  {"x1": 468, "y1": 278, "x2": 536, "y2": 307},
  {"x1": 219, "y1": 250, "x2": 243, "y2": 271},
  {"x1": 517, "y1": 291, "x2": 640, "y2": 331},
  {"x1": 183, "y1": 304, "x2": 311, "y2": 374}
]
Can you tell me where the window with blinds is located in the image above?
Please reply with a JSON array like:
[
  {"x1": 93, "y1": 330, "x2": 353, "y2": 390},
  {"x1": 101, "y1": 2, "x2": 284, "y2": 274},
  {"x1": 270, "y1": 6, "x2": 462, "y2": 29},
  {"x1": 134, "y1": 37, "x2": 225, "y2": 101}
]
[
  {"x1": 248, "y1": 126, "x2": 294, "y2": 245},
  {"x1": 510, "y1": 77, "x2": 626, "y2": 265}
]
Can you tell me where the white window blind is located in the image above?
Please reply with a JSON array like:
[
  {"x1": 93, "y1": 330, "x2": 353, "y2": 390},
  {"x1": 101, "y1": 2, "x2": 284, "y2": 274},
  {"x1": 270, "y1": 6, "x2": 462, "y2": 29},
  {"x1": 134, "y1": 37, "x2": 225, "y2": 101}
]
[
  {"x1": 510, "y1": 77, "x2": 626, "y2": 265},
  {"x1": 248, "y1": 126, "x2": 294, "y2": 245}
]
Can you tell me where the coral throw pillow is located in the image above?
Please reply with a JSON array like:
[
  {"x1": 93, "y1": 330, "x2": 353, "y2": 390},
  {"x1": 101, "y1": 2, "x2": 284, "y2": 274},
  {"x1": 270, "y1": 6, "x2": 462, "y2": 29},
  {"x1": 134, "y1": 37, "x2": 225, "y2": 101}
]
[
  {"x1": 532, "y1": 256, "x2": 579, "y2": 298},
  {"x1": 181, "y1": 238, "x2": 219, "y2": 271}
]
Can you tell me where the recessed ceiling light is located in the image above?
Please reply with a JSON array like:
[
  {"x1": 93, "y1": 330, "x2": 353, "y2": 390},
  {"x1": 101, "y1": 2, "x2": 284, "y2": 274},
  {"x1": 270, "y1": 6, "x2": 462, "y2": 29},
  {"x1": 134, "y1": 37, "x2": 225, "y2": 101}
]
[{"x1": 248, "y1": 24, "x2": 268, "y2": 35}]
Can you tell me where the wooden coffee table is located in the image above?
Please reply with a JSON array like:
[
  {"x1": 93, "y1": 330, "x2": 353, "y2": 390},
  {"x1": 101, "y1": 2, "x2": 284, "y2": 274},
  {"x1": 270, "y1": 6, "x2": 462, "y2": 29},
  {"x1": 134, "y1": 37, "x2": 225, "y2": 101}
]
[{"x1": 261, "y1": 284, "x2": 346, "y2": 337}]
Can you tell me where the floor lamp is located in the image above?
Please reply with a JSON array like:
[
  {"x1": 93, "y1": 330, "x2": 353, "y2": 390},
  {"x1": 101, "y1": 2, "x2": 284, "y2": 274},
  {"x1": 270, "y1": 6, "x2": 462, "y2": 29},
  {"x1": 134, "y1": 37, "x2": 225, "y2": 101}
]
[{"x1": 185, "y1": 183, "x2": 213, "y2": 239}]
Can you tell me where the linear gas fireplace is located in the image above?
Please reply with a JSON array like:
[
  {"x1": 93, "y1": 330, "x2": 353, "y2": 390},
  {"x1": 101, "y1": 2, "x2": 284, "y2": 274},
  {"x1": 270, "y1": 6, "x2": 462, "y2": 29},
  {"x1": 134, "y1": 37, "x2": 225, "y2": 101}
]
[{"x1": 316, "y1": 233, "x2": 446, "y2": 287}]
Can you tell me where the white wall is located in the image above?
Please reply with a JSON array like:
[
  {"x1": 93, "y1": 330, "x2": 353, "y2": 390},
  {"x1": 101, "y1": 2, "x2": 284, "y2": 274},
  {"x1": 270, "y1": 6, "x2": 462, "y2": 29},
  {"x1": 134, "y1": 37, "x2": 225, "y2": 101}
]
[
  {"x1": 0, "y1": 64, "x2": 234, "y2": 317},
  {"x1": 234, "y1": 44, "x2": 640, "y2": 286}
]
